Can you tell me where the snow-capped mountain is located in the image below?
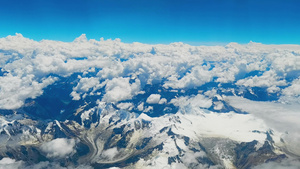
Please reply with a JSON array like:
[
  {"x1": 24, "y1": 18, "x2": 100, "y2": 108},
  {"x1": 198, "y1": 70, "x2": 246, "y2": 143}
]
[{"x1": 0, "y1": 34, "x2": 300, "y2": 169}]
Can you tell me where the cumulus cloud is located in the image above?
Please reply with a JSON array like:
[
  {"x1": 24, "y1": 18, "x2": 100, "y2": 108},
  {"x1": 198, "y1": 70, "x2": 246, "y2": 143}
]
[
  {"x1": 146, "y1": 94, "x2": 161, "y2": 104},
  {"x1": 236, "y1": 70, "x2": 286, "y2": 92},
  {"x1": 163, "y1": 66, "x2": 213, "y2": 89},
  {"x1": 117, "y1": 102, "x2": 134, "y2": 110},
  {"x1": 102, "y1": 77, "x2": 141, "y2": 103},
  {"x1": 73, "y1": 77, "x2": 100, "y2": 93},
  {"x1": 0, "y1": 158, "x2": 23, "y2": 169},
  {"x1": 40, "y1": 138, "x2": 76, "y2": 158},
  {"x1": 280, "y1": 78, "x2": 300, "y2": 104},
  {"x1": 170, "y1": 94, "x2": 212, "y2": 109},
  {"x1": 137, "y1": 102, "x2": 144, "y2": 111},
  {"x1": 71, "y1": 76, "x2": 103, "y2": 100},
  {"x1": 0, "y1": 75, "x2": 57, "y2": 109},
  {"x1": 1, "y1": 34, "x2": 300, "y2": 110},
  {"x1": 282, "y1": 78, "x2": 300, "y2": 96},
  {"x1": 158, "y1": 98, "x2": 167, "y2": 104}
]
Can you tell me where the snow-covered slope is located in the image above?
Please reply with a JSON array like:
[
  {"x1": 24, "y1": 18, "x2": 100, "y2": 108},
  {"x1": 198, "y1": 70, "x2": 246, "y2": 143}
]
[{"x1": 0, "y1": 34, "x2": 300, "y2": 168}]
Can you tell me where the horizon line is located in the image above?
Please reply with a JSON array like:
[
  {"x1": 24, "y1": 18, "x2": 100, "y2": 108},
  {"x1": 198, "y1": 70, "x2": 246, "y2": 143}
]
[{"x1": 2, "y1": 33, "x2": 300, "y2": 47}]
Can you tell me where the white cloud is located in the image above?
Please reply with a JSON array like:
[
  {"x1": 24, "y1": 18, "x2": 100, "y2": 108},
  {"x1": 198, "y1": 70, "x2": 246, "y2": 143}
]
[
  {"x1": 158, "y1": 98, "x2": 167, "y2": 104},
  {"x1": 137, "y1": 102, "x2": 144, "y2": 111},
  {"x1": 102, "y1": 77, "x2": 141, "y2": 103},
  {"x1": 282, "y1": 78, "x2": 300, "y2": 96},
  {"x1": 73, "y1": 77, "x2": 100, "y2": 93},
  {"x1": 101, "y1": 147, "x2": 119, "y2": 160},
  {"x1": 146, "y1": 94, "x2": 161, "y2": 104},
  {"x1": 280, "y1": 78, "x2": 300, "y2": 104},
  {"x1": 0, "y1": 74, "x2": 57, "y2": 109},
  {"x1": 117, "y1": 102, "x2": 134, "y2": 110},
  {"x1": 225, "y1": 96, "x2": 300, "y2": 156},
  {"x1": 252, "y1": 158, "x2": 300, "y2": 169},
  {"x1": 143, "y1": 106, "x2": 153, "y2": 112},
  {"x1": 236, "y1": 70, "x2": 287, "y2": 90},
  {"x1": 40, "y1": 138, "x2": 76, "y2": 158},
  {"x1": 213, "y1": 101, "x2": 224, "y2": 110},
  {"x1": 170, "y1": 94, "x2": 212, "y2": 109},
  {"x1": 181, "y1": 151, "x2": 206, "y2": 166},
  {"x1": 1, "y1": 34, "x2": 300, "y2": 109},
  {"x1": 70, "y1": 91, "x2": 81, "y2": 101},
  {"x1": 0, "y1": 158, "x2": 23, "y2": 169},
  {"x1": 71, "y1": 76, "x2": 103, "y2": 100},
  {"x1": 163, "y1": 66, "x2": 213, "y2": 89}
]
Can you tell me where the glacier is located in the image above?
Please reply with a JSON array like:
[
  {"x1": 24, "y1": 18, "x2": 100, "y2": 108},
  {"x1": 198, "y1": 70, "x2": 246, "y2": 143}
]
[{"x1": 0, "y1": 34, "x2": 300, "y2": 168}]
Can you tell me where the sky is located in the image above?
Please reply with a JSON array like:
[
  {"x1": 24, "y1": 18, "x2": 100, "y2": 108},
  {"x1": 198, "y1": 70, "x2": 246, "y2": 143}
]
[{"x1": 0, "y1": 0, "x2": 300, "y2": 45}]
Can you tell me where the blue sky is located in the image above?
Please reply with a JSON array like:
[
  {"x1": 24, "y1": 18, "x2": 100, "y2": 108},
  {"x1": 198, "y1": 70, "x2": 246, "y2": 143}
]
[{"x1": 0, "y1": 0, "x2": 300, "y2": 45}]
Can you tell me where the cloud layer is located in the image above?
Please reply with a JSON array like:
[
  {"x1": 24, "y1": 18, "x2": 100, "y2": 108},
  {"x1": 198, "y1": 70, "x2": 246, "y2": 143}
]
[
  {"x1": 1, "y1": 34, "x2": 300, "y2": 168},
  {"x1": 225, "y1": 96, "x2": 300, "y2": 156},
  {"x1": 1, "y1": 34, "x2": 300, "y2": 109}
]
